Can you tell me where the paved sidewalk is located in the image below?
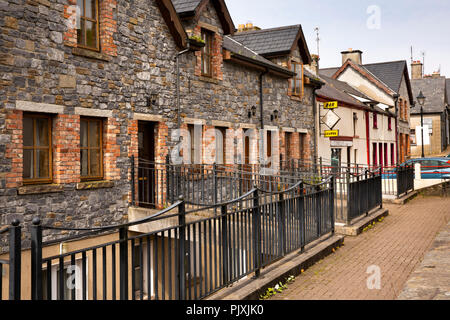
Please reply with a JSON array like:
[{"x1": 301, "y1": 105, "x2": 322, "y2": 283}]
[
  {"x1": 397, "y1": 221, "x2": 450, "y2": 300},
  {"x1": 270, "y1": 195, "x2": 450, "y2": 300}
]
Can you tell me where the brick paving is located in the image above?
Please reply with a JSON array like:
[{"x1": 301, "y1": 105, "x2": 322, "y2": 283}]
[{"x1": 270, "y1": 195, "x2": 450, "y2": 300}]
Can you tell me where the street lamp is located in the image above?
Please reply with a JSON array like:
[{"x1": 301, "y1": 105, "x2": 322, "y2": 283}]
[{"x1": 416, "y1": 91, "x2": 426, "y2": 158}]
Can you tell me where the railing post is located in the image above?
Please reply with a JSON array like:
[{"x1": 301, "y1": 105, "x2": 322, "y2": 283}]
[
  {"x1": 119, "y1": 226, "x2": 128, "y2": 300},
  {"x1": 346, "y1": 170, "x2": 351, "y2": 225},
  {"x1": 319, "y1": 157, "x2": 323, "y2": 177},
  {"x1": 221, "y1": 203, "x2": 228, "y2": 285},
  {"x1": 177, "y1": 197, "x2": 186, "y2": 300},
  {"x1": 9, "y1": 219, "x2": 21, "y2": 300},
  {"x1": 252, "y1": 187, "x2": 261, "y2": 278},
  {"x1": 130, "y1": 155, "x2": 136, "y2": 207},
  {"x1": 396, "y1": 164, "x2": 400, "y2": 199},
  {"x1": 365, "y1": 170, "x2": 369, "y2": 216},
  {"x1": 379, "y1": 167, "x2": 383, "y2": 209},
  {"x1": 213, "y1": 163, "x2": 218, "y2": 213},
  {"x1": 330, "y1": 177, "x2": 335, "y2": 234},
  {"x1": 31, "y1": 217, "x2": 42, "y2": 300},
  {"x1": 278, "y1": 192, "x2": 286, "y2": 257},
  {"x1": 299, "y1": 182, "x2": 305, "y2": 252},
  {"x1": 166, "y1": 154, "x2": 171, "y2": 204}
]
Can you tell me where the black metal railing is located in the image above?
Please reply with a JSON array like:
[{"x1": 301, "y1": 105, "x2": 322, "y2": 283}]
[
  {"x1": 379, "y1": 165, "x2": 415, "y2": 197},
  {"x1": 130, "y1": 156, "x2": 319, "y2": 209},
  {"x1": 396, "y1": 165, "x2": 415, "y2": 198},
  {"x1": 0, "y1": 174, "x2": 333, "y2": 301},
  {"x1": 347, "y1": 169, "x2": 382, "y2": 224},
  {"x1": 0, "y1": 220, "x2": 21, "y2": 301}
]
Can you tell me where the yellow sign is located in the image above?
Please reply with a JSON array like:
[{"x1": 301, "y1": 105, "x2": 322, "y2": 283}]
[
  {"x1": 324, "y1": 130, "x2": 339, "y2": 138},
  {"x1": 324, "y1": 101, "x2": 338, "y2": 109}
]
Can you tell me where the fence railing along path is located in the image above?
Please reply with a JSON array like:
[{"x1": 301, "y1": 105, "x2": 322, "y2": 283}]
[{"x1": 1, "y1": 173, "x2": 335, "y2": 300}]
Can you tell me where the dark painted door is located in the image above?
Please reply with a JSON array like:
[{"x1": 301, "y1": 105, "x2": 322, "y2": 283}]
[{"x1": 138, "y1": 122, "x2": 155, "y2": 208}]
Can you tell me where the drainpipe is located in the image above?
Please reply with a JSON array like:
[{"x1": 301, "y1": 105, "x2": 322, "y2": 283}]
[
  {"x1": 259, "y1": 69, "x2": 269, "y2": 166},
  {"x1": 393, "y1": 94, "x2": 400, "y2": 164},
  {"x1": 175, "y1": 42, "x2": 191, "y2": 132},
  {"x1": 312, "y1": 88, "x2": 319, "y2": 166},
  {"x1": 365, "y1": 110, "x2": 371, "y2": 166}
]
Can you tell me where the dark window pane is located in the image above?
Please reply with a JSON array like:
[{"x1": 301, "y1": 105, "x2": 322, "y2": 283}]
[
  {"x1": 77, "y1": 19, "x2": 85, "y2": 46},
  {"x1": 81, "y1": 149, "x2": 89, "y2": 176},
  {"x1": 80, "y1": 120, "x2": 88, "y2": 148},
  {"x1": 85, "y1": 20, "x2": 97, "y2": 49},
  {"x1": 23, "y1": 149, "x2": 33, "y2": 179},
  {"x1": 89, "y1": 120, "x2": 100, "y2": 147},
  {"x1": 77, "y1": 0, "x2": 84, "y2": 16},
  {"x1": 85, "y1": 0, "x2": 96, "y2": 19},
  {"x1": 36, "y1": 118, "x2": 49, "y2": 147},
  {"x1": 23, "y1": 117, "x2": 34, "y2": 147},
  {"x1": 89, "y1": 150, "x2": 101, "y2": 176},
  {"x1": 36, "y1": 149, "x2": 50, "y2": 179}
]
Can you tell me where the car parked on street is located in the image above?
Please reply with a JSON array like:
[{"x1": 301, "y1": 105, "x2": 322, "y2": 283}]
[{"x1": 382, "y1": 158, "x2": 450, "y2": 179}]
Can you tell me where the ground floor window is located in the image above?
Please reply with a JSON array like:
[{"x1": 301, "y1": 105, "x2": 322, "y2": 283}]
[
  {"x1": 80, "y1": 117, "x2": 103, "y2": 181},
  {"x1": 23, "y1": 113, "x2": 52, "y2": 184}
]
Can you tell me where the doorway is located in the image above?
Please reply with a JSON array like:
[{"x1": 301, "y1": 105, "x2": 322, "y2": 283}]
[{"x1": 138, "y1": 122, "x2": 156, "y2": 208}]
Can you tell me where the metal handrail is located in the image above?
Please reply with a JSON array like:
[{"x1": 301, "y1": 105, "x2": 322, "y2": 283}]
[
  {"x1": 184, "y1": 187, "x2": 257, "y2": 208},
  {"x1": 41, "y1": 200, "x2": 183, "y2": 232}
]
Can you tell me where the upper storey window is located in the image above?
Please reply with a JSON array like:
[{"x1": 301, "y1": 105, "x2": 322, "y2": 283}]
[
  {"x1": 201, "y1": 29, "x2": 213, "y2": 77},
  {"x1": 289, "y1": 61, "x2": 303, "y2": 97},
  {"x1": 76, "y1": 0, "x2": 100, "y2": 51}
]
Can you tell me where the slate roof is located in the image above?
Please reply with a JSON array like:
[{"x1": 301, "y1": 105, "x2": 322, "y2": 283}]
[
  {"x1": 232, "y1": 25, "x2": 301, "y2": 57},
  {"x1": 319, "y1": 72, "x2": 374, "y2": 102},
  {"x1": 316, "y1": 75, "x2": 370, "y2": 109},
  {"x1": 320, "y1": 60, "x2": 413, "y2": 103},
  {"x1": 319, "y1": 67, "x2": 339, "y2": 78},
  {"x1": 171, "y1": 0, "x2": 201, "y2": 14},
  {"x1": 223, "y1": 36, "x2": 293, "y2": 76},
  {"x1": 363, "y1": 60, "x2": 407, "y2": 93},
  {"x1": 411, "y1": 76, "x2": 447, "y2": 114},
  {"x1": 317, "y1": 74, "x2": 393, "y2": 116}
]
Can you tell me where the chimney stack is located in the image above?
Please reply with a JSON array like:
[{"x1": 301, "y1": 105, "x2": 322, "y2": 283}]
[
  {"x1": 310, "y1": 54, "x2": 320, "y2": 76},
  {"x1": 341, "y1": 48, "x2": 363, "y2": 65},
  {"x1": 411, "y1": 60, "x2": 423, "y2": 79},
  {"x1": 431, "y1": 71, "x2": 441, "y2": 78},
  {"x1": 237, "y1": 22, "x2": 261, "y2": 33}
]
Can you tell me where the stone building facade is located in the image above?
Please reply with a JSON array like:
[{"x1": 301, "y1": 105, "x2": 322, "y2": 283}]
[{"x1": 0, "y1": 0, "x2": 319, "y2": 244}]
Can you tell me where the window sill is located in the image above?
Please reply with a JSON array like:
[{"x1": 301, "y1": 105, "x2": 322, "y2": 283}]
[
  {"x1": 72, "y1": 47, "x2": 112, "y2": 62},
  {"x1": 198, "y1": 76, "x2": 219, "y2": 84},
  {"x1": 289, "y1": 95, "x2": 303, "y2": 102},
  {"x1": 76, "y1": 180, "x2": 114, "y2": 190},
  {"x1": 18, "y1": 184, "x2": 64, "y2": 195}
]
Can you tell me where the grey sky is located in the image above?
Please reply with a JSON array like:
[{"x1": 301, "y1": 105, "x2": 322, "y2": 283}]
[{"x1": 226, "y1": 0, "x2": 450, "y2": 78}]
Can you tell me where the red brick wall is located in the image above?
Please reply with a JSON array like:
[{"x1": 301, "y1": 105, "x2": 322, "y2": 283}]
[
  {"x1": 63, "y1": 0, "x2": 78, "y2": 47},
  {"x1": 99, "y1": 0, "x2": 117, "y2": 56},
  {"x1": 212, "y1": 33, "x2": 223, "y2": 81},
  {"x1": 104, "y1": 117, "x2": 120, "y2": 181},
  {"x1": 5, "y1": 110, "x2": 23, "y2": 188},
  {"x1": 53, "y1": 114, "x2": 80, "y2": 184}
]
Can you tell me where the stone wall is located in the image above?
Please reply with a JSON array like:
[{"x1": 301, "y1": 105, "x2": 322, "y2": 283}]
[
  {"x1": 0, "y1": 0, "x2": 317, "y2": 248},
  {"x1": 0, "y1": 0, "x2": 180, "y2": 244}
]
